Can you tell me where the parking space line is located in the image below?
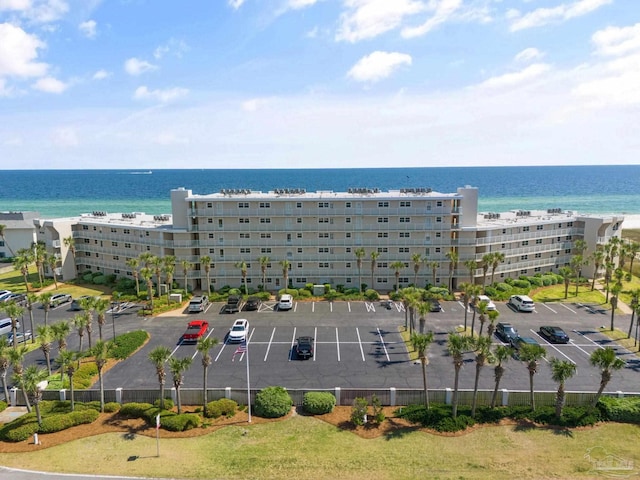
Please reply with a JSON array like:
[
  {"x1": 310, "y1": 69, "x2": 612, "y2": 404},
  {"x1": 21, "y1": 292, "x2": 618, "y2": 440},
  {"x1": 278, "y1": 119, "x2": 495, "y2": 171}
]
[
  {"x1": 347, "y1": 302, "x2": 351, "y2": 313},
  {"x1": 289, "y1": 327, "x2": 297, "y2": 362},
  {"x1": 540, "y1": 303, "x2": 557, "y2": 314},
  {"x1": 365, "y1": 302, "x2": 375, "y2": 313},
  {"x1": 330, "y1": 302, "x2": 333, "y2": 313},
  {"x1": 558, "y1": 303, "x2": 577, "y2": 314},
  {"x1": 568, "y1": 339, "x2": 593, "y2": 357},
  {"x1": 395, "y1": 303, "x2": 405, "y2": 313},
  {"x1": 188, "y1": 328, "x2": 217, "y2": 360},
  {"x1": 293, "y1": 302, "x2": 298, "y2": 312},
  {"x1": 312, "y1": 302, "x2": 315, "y2": 313},
  {"x1": 356, "y1": 327, "x2": 365, "y2": 361},
  {"x1": 170, "y1": 343, "x2": 181, "y2": 359},
  {"x1": 214, "y1": 340, "x2": 228, "y2": 361},
  {"x1": 313, "y1": 327, "x2": 317, "y2": 361},
  {"x1": 336, "y1": 327, "x2": 341, "y2": 362},
  {"x1": 376, "y1": 327, "x2": 390, "y2": 362},
  {"x1": 264, "y1": 327, "x2": 276, "y2": 362},
  {"x1": 530, "y1": 329, "x2": 575, "y2": 364},
  {"x1": 574, "y1": 330, "x2": 605, "y2": 350}
]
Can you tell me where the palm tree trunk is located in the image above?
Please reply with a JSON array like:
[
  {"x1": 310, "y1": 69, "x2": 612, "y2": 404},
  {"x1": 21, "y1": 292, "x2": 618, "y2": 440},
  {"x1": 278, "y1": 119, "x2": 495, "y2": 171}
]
[
  {"x1": 1, "y1": 374, "x2": 9, "y2": 403},
  {"x1": 452, "y1": 365, "x2": 461, "y2": 418},
  {"x1": 22, "y1": 385, "x2": 31, "y2": 412},
  {"x1": 529, "y1": 371, "x2": 536, "y2": 411},
  {"x1": 591, "y1": 373, "x2": 611, "y2": 408},
  {"x1": 99, "y1": 370, "x2": 105, "y2": 413},
  {"x1": 176, "y1": 387, "x2": 182, "y2": 414},
  {"x1": 628, "y1": 310, "x2": 635, "y2": 339},
  {"x1": 44, "y1": 351, "x2": 51, "y2": 376},
  {"x1": 159, "y1": 381, "x2": 165, "y2": 410},
  {"x1": 555, "y1": 383, "x2": 565, "y2": 419},
  {"x1": 470, "y1": 310, "x2": 477, "y2": 336},
  {"x1": 421, "y1": 360, "x2": 429, "y2": 409},
  {"x1": 203, "y1": 365, "x2": 209, "y2": 416},
  {"x1": 69, "y1": 374, "x2": 75, "y2": 412},
  {"x1": 471, "y1": 363, "x2": 481, "y2": 417},
  {"x1": 491, "y1": 366, "x2": 504, "y2": 408}
]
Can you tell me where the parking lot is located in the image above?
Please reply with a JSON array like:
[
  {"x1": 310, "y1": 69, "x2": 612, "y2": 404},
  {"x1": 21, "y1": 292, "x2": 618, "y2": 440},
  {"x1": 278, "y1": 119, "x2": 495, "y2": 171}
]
[{"x1": 14, "y1": 297, "x2": 640, "y2": 394}]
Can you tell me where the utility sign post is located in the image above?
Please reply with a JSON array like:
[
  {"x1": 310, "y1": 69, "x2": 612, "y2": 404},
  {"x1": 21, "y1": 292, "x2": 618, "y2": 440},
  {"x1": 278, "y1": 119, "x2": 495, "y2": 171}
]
[{"x1": 156, "y1": 414, "x2": 160, "y2": 457}]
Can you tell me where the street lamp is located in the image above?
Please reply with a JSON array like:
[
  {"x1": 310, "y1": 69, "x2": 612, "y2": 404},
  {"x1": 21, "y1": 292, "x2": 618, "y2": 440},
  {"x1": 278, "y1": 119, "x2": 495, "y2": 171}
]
[{"x1": 111, "y1": 302, "x2": 117, "y2": 342}]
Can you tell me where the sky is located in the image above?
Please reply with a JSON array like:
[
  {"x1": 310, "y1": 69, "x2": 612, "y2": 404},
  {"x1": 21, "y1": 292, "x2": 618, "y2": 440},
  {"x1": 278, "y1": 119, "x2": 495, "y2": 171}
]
[{"x1": 0, "y1": 0, "x2": 639, "y2": 170}]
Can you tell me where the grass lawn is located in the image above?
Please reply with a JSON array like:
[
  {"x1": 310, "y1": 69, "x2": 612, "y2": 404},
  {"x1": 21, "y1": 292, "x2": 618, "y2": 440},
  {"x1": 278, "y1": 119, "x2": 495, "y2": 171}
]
[
  {"x1": 530, "y1": 284, "x2": 608, "y2": 306},
  {"x1": 0, "y1": 267, "x2": 111, "y2": 299},
  {"x1": 599, "y1": 327, "x2": 640, "y2": 355},
  {"x1": 0, "y1": 416, "x2": 637, "y2": 479}
]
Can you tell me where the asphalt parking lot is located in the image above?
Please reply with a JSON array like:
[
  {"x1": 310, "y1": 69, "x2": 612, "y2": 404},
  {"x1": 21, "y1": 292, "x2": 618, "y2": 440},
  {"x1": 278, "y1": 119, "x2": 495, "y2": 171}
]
[{"x1": 14, "y1": 298, "x2": 640, "y2": 394}]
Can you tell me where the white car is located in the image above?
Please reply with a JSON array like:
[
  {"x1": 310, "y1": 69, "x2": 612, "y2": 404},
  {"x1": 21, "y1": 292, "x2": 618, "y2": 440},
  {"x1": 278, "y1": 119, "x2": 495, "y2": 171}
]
[
  {"x1": 476, "y1": 295, "x2": 496, "y2": 311},
  {"x1": 8, "y1": 331, "x2": 32, "y2": 346},
  {"x1": 228, "y1": 319, "x2": 248, "y2": 343},
  {"x1": 278, "y1": 294, "x2": 293, "y2": 311},
  {"x1": 508, "y1": 295, "x2": 535, "y2": 312},
  {"x1": 0, "y1": 291, "x2": 12, "y2": 302}
]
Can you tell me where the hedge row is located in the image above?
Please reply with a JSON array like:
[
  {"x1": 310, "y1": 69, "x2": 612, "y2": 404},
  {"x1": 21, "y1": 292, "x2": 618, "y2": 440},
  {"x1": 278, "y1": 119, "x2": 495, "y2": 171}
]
[
  {"x1": 204, "y1": 398, "x2": 238, "y2": 419},
  {"x1": 302, "y1": 392, "x2": 336, "y2": 415},
  {"x1": 598, "y1": 397, "x2": 640, "y2": 423},
  {"x1": 109, "y1": 330, "x2": 149, "y2": 360}
]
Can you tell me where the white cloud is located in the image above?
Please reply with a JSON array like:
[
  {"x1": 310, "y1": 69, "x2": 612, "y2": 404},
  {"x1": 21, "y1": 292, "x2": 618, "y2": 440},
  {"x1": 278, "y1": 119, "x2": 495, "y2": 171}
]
[
  {"x1": 592, "y1": 23, "x2": 640, "y2": 57},
  {"x1": 0, "y1": 78, "x2": 11, "y2": 96},
  {"x1": 124, "y1": 57, "x2": 157, "y2": 76},
  {"x1": 28, "y1": 0, "x2": 69, "y2": 24},
  {"x1": 50, "y1": 127, "x2": 78, "y2": 147},
  {"x1": 2, "y1": 135, "x2": 23, "y2": 146},
  {"x1": 133, "y1": 85, "x2": 189, "y2": 103},
  {"x1": 154, "y1": 132, "x2": 189, "y2": 145},
  {"x1": 347, "y1": 51, "x2": 412, "y2": 82},
  {"x1": 79, "y1": 19, "x2": 97, "y2": 38},
  {"x1": 0, "y1": 0, "x2": 32, "y2": 11},
  {"x1": 478, "y1": 63, "x2": 551, "y2": 89},
  {"x1": 228, "y1": 0, "x2": 244, "y2": 9},
  {"x1": 153, "y1": 38, "x2": 189, "y2": 60},
  {"x1": 92, "y1": 69, "x2": 110, "y2": 80},
  {"x1": 509, "y1": 0, "x2": 612, "y2": 32},
  {"x1": 401, "y1": 0, "x2": 462, "y2": 38},
  {"x1": 287, "y1": 0, "x2": 318, "y2": 9},
  {"x1": 32, "y1": 75, "x2": 67, "y2": 93},
  {"x1": 515, "y1": 47, "x2": 544, "y2": 63},
  {"x1": 336, "y1": 0, "x2": 426, "y2": 43},
  {"x1": 0, "y1": 23, "x2": 48, "y2": 77},
  {"x1": 242, "y1": 97, "x2": 272, "y2": 112}
]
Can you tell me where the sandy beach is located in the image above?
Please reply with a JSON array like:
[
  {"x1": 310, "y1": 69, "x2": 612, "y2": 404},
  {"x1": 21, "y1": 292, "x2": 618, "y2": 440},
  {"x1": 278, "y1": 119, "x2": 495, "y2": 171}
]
[{"x1": 623, "y1": 214, "x2": 640, "y2": 230}]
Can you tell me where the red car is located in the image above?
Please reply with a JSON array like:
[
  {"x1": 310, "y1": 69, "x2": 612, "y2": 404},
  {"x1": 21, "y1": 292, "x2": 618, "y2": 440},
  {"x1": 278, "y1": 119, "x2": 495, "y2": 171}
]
[{"x1": 182, "y1": 320, "x2": 209, "y2": 342}]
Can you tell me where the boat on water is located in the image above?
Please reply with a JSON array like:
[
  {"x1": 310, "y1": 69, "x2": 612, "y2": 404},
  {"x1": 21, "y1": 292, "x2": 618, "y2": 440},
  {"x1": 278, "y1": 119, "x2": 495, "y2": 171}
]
[{"x1": 130, "y1": 171, "x2": 152, "y2": 175}]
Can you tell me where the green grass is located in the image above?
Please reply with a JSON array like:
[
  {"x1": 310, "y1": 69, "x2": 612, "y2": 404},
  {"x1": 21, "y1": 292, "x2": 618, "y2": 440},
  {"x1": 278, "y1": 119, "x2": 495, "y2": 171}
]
[
  {"x1": 0, "y1": 267, "x2": 111, "y2": 298},
  {"x1": 0, "y1": 416, "x2": 638, "y2": 479},
  {"x1": 599, "y1": 327, "x2": 640, "y2": 356},
  {"x1": 530, "y1": 284, "x2": 608, "y2": 305}
]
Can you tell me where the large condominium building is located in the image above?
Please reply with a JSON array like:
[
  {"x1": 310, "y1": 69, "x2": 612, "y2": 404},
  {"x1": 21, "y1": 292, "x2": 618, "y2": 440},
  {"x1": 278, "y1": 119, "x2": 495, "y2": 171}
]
[{"x1": 34, "y1": 186, "x2": 623, "y2": 293}]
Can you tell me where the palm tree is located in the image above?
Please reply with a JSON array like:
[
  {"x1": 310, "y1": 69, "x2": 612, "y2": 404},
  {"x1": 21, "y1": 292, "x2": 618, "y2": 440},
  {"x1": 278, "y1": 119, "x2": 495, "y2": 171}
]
[
  {"x1": 471, "y1": 335, "x2": 493, "y2": 417},
  {"x1": 197, "y1": 336, "x2": 219, "y2": 416},
  {"x1": 148, "y1": 346, "x2": 171, "y2": 410},
  {"x1": 590, "y1": 248, "x2": 604, "y2": 291},
  {"x1": 476, "y1": 300, "x2": 489, "y2": 337},
  {"x1": 39, "y1": 292, "x2": 53, "y2": 327},
  {"x1": 33, "y1": 241, "x2": 47, "y2": 288},
  {"x1": 36, "y1": 325, "x2": 54, "y2": 376},
  {"x1": 458, "y1": 282, "x2": 472, "y2": 331},
  {"x1": 55, "y1": 348, "x2": 74, "y2": 383},
  {"x1": 558, "y1": 266, "x2": 572, "y2": 299},
  {"x1": 0, "y1": 224, "x2": 15, "y2": 257},
  {"x1": 235, "y1": 261, "x2": 249, "y2": 295},
  {"x1": 46, "y1": 254, "x2": 59, "y2": 289},
  {"x1": 63, "y1": 350, "x2": 82, "y2": 411},
  {"x1": 150, "y1": 255, "x2": 163, "y2": 298},
  {"x1": 20, "y1": 365, "x2": 48, "y2": 426},
  {"x1": 486, "y1": 309, "x2": 500, "y2": 339},
  {"x1": 411, "y1": 253, "x2": 423, "y2": 287},
  {"x1": 140, "y1": 267, "x2": 154, "y2": 309},
  {"x1": 609, "y1": 281, "x2": 623, "y2": 331},
  {"x1": 628, "y1": 241, "x2": 640, "y2": 275},
  {"x1": 463, "y1": 259, "x2": 477, "y2": 284},
  {"x1": 90, "y1": 340, "x2": 111, "y2": 412},
  {"x1": 390, "y1": 261, "x2": 405, "y2": 293},
  {"x1": 25, "y1": 293, "x2": 38, "y2": 343},
  {"x1": 570, "y1": 255, "x2": 586, "y2": 296},
  {"x1": 63, "y1": 235, "x2": 76, "y2": 274},
  {"x1": 603, "y1": 261, "x2": 615, "y2": 302},
  {"x1": 51, "y1": 320, "x2": 71, "y2": 352},
  {"x1": 590, "y1": 347, "x2": 625, "y2": 408},
  {"x1": 447, "y1": 333, "x2": 471, "y2": 418},
  {"x1": 180, "y1": 259, "x2": 191, "y2": 293},
  {"x1": 489, "y1": 252, "x2": 505, "y2": 286},
  {"x1": 2, "y1": 301, "x2": 24, "y2": 351},
  {"x1": 168, "y1": 356, "x2": 192, "y2": 414},
  {"x1": 259, "y1": 256, "x2": 270, "y2": 291},
  {"x1": 445, "y1": 249, "x2": 458, "y2": 293},
  {"x1": 427, "y1": 260, "x2": 439, "y2": 287},
  {"x1": 518, "y1": 343, "x2": 546, "y2": 411},
  {"x1": 355, "y1": 248, "x2": 366, "y2": 294},
  {"x1": 125, "y1": 257, "x2": 141, "y2": 297},
  {"x1": 481, "y1": 253, "x2": 493, "y2": 291},
  {"x1": 73, "y1": 312, "x2": 89, "y2": 353},
  {"x1": 490, "y1": 345, "x2": 512, "y2": 408},
  {"x1": 78, "y1": 296, "x2": 96, "y2": 349},
  {"x1": 280, "y1": 259, "x2": 290, "y2": 290},
  {"x1": 200, "y1": 255, "x2": 212, "y2": 296},
  {"x1": 627, "y1": 288, "x2": 640, "y2": 339},
  {"x1": 9, "y1": 346, "x2": 30, "y2": 411},
  {"x1": 0, "y1": 337, "x2": 10, "y2": 402},
  {"x1": 468, "y1": 284, "x2": 482, "y2": 336},
  {"x1": 370, "y1": 251, "x2": 380, "y2": 290},
  {"x1": 411, "y1": 332, "x2": 434, "y2": 409},
  {"x1": 549, "y1": 358, "x2": 576, "y2": 419},
  {"x1": 416, "y1": 301, "x2": 430, "y2": 335},
  {"x1": 163, "y1": 255, "x2": 176, "y2": 300},
  {"x1": 12, "y1": 248, "x2": 33, "y2": 292},
  {"x1": 94, "y1": 298, "x2": 110, "y2": 341}
]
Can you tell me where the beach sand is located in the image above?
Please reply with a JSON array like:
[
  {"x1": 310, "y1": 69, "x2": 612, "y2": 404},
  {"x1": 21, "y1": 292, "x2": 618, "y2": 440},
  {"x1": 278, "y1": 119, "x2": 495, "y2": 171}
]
[{"x1": 623, "y1": 214, "x2": 640, "y2": 230}]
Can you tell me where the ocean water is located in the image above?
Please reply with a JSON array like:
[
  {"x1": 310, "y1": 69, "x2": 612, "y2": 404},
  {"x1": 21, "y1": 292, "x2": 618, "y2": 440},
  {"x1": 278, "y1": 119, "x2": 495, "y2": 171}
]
[{"x1": 1, "y1": 165, "x2": 639, "y2": 218}]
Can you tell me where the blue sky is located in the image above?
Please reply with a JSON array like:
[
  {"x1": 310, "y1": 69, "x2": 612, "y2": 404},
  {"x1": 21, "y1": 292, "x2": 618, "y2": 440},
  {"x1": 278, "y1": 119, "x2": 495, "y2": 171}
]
[{"x1": 0, "y1": 0, "x2": 638, "y2": 169}]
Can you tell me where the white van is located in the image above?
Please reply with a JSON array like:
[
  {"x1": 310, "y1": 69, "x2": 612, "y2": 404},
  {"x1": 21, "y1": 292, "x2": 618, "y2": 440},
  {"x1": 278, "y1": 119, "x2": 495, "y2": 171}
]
[
  {"x1": 278, "y1": 294, "x2": 293, "y2": 311},
  {"x1": 0, "y1": 318, "x2": 18, "y2": 337}
]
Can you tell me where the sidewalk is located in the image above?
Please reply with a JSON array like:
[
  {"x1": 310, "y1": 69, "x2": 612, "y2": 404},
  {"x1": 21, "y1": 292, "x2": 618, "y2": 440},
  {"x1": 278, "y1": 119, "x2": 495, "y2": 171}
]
[{"x1": 594, "y1": 281, "x2": 633, "y2": 314}]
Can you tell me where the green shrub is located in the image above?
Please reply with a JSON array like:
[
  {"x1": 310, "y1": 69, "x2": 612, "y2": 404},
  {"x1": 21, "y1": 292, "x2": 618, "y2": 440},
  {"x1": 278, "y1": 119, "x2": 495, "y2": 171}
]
[
  {"x1": 161, "y1": 414, "x2": 200, "y2": 431},
  {"x1": 39, "y1": 414, "x2": 76, "y2": 433},
  {"x1": 120, "y1": 402, "x2": 154, "y2": 418},
  {"x1": 109, "y1": 331, "x2": 149, "y2": 360},
  {"x1": 93, "y1": 275, "x2": 107, "y2": 285},
  {"x1": 435, "y1": 415, "x2": 475, "y2": 432},
  {"x1": 303, "y1": 392, "x2": 336, "y2": 415},
  {"x1": 73, "y1": 362, "x2": 98, "y2": 389},
  {"x1": 104, "y1": 402, "x2": 121, "y2": 413},
  {"x1": 4, "y1": 421, "x2": 39, "y2": 442},
  {"x1": 495, "y1": 283, "x2": 512, "y2": 292},
  {"x1": 297, "y1": 289, "x2": 312, "y2": 298},
  {"x1": 0, "y1": 400, "x2": 7, "y2": 413},
  {"x1": 371, "y1": 394, "x2": 385, "y2": 423},
  {"x1": 364, "y1": 289, "x2": 379, "y2": 301},
  {"x1": 204, "y1": 398, "x2": 238, "y2": 418},
  {"x1": 598, "y1": 396, "x2": 640, "y2": 423},
  {"x1": 528, "y1": 276, "x2": 543, "y2": 287},
  {"x1": 513, "y1": 279, "x2": 531, "y2": 289},
  {"x1": 204, "y1": 401, "x2": 222, "y2": 419},
  {"x1": 254, "y1": 386, "x2": 293, "y2": 418},
  {"x1": 351, "y1": 397, "x2": 368, "y2": 426},
  {"x1": 153, "y1": 398, "x2": 175, "y2": 410}
]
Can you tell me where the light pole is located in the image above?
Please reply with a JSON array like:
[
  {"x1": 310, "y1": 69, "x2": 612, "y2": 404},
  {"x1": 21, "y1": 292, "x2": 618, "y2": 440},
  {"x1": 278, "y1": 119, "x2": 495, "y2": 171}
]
[{"x1": 111, "y1": 302, "x2": 117, "y2": 342}]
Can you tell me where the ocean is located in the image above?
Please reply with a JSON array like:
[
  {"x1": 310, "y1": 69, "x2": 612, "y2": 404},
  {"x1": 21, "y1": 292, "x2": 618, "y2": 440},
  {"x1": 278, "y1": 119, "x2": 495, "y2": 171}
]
[{"x1": 1, "y1": 165, "x2": 639, "y2": 218}]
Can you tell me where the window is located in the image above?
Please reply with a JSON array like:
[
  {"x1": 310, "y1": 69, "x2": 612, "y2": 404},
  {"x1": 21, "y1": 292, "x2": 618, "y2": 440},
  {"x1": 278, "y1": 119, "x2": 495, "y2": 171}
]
[
  {"x1": 240, "y1": 233, "x2": 251, "y2": 239},
  {"x1": 523, "y1": 226, "x2": 530, "y2": 232},
  {"x1": 435, "y1": 247, "x2": 441, "y2": 253},
  {"x1": 435, "y1": 232, "x2": 442, "y2": 238},
  {"x1": 346, "y1": 247, "x2": 351, "y2": 253},
  {"x1": 378, "y1": 262, "x2": 388, "y2": 268},
  {"x1": 377, "y1": 247, "x2": 388, "y2": 253},
  {"x1": 240, "y1": 248, "x2": 251, "y2": 254},
  {"x1": 83, "y1": 238, "x2": 90, "y2": 244},
  {"x1": 346, "y1": 262, "x2": 351, "y2": 268},
  {"x1": 318, "y1": 202, "x2": 329, "y2": 208},
  {"x1": 318, "y1": 248, "x2": 329, "y2": 253},
  {"x1": 377, "y1": 278, "x2": 388, "y2": 283},
  {"x1": 522, "y1": 241, "x2": 529, "y2": 246},
  {"x1": 536, "y1": 225, "x2": 543, "y2": 230},
  {"x1": 345, "y1": 202, "x2": 351, "y2": 208},
  {"x1": 219, "y1": 249, "x2": 224, "y2": 257},
  {"x1": 520, "y1": 269, "x2": 528, "y2": 274},
  {"x1": 296, "y1": 277, "x2": 306, "y2": 283},
  {"x1": 378, "y1": 217, "x2": 389, "y2": 223},
  {"x1": 260, "y1": 233, "x2": 271, "y2": 239},
  {"x1": 399, "y1": 217, "x2": 410, "y2": 223},
  {"x1": 297, "y1": 218, "x2": 302, "y2": 223},
  {"x1": 378, "y1": 232, "x2": 388, "y2": 238},
  {"x1": 124, "y1": 229, "x2": 131, "y2": 234},
  {"x1": 535, "y1": 253, "x2": 542, "y2": 258},
  {"x1": 113, "y1": 256, "x2": 119, "y2": 260},
  {"x1": 261, "y1": 248, "x2": 272, "y2": 253},
  {"x1": 296, "y1": 202, "x2": 302, "y2": 208},
  {"x1": 208, "y1": 233, "x2": 214, "y2": 239},
  {"x1": 238, "y1": 202, "x2": 249, "y2": 208},
  {"x1": 111, "y1": 241, "x2": 118, "y2": 247},
  {"x1": 319, "y1": 233, "x2": 329, "y2": 238},
  {"x1": 207, "y1": 218, "x2": 213, "y2": 224},
  {"x1": 318, "y1": 218, "x2": 330, "y2": 223},
  {"x1": 259, "y1": 202, "x2": 271, "y2": 208},
  {"x1": 400, "y1": 201, "x2": 411, "y2": 207},
  {"x1": 110, "y1": 228, "x2": 117, "y2": 233},
  {"x1": 297, "y1": 263, "x2": 303, "y2": 268},
  {"x1": 260, "y1": 218, "x2": 271, "y2": 223},
  {"x1": 239, "y1": 218, "x2": 250, "y2": 223},
  {"x1": 399, "y1": 232, "x2": 410, "y2": 238},
  {"x1": 346, "y1": 277, "x2": 352, "y2": 283},
  {"x1": 534, "y1": 267, "x2": 541, "y2": 272},
  {"x1": 209, "y1": 248, "x2": 215, "y2": 253},
  {"x1": 565, "y1": 248, "x2": 571, "y2": 254},
  {"x1": 399, "y1": 247, "x2": 409, "y2": 253},
  {"x1": 567, "y1": 222, "x2": 573, "y2": 227},
  {"x1": 85, "y1": 251, "x2": 91, "y2": 256},
  {"x1": 501, "y1": 243, "x2": 505, "y2": 248},
  {"x1": 436, "y1": 217, "x2": 442, "y2": 223},
  {"x1": 436, "y1": 201, "x2": 443, "y2": 207},
  {"x1": 297, "y1": 248, "x2": 303, "y2": 253},
  {"x1": 319, "y1": 262, "x2": 329, "y2": 268},
  {"x1": 346, "y1": 233, "x2": 351, "y2": 238},
  {"x1": 207, "y1": 202, "x2": 213, "y2": 208},
  {"x1": 399, "y1": 277, "x2": 409, "y2": 283},
  {"x1": 520, "y1": 255, "x2": 528, "y2": 260},
  {"x1": 536, "y1": 239, "x2": 542, "y2": 244},
  {"x1": 218, "y1": 219, "x2": 223, "y2": 227},
  {"x1": 82, "y1": 225, "x2": 88, "y2": 230},
  {"x1": 124, "y1": 242, "x2": 131, "y2": 248},
  {"x1": 378, "y1": 201, "x2": 389, "y2": 207},
  {"x1": 346, "y1": 217, "x2": 351, "y2": 223},
  {"x1": 297, "y1": 233, "x2": 302, "y2": 238}
]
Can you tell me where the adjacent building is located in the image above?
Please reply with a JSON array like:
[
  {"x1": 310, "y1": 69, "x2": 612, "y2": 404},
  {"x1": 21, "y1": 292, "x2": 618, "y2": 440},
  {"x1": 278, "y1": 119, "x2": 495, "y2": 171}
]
[
  {"x1": 0, "y1": 212, "x2": 39, "y2": 259},
  {"x1": 32, "y1": 186, "x2": 623, "y2": 293}
]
